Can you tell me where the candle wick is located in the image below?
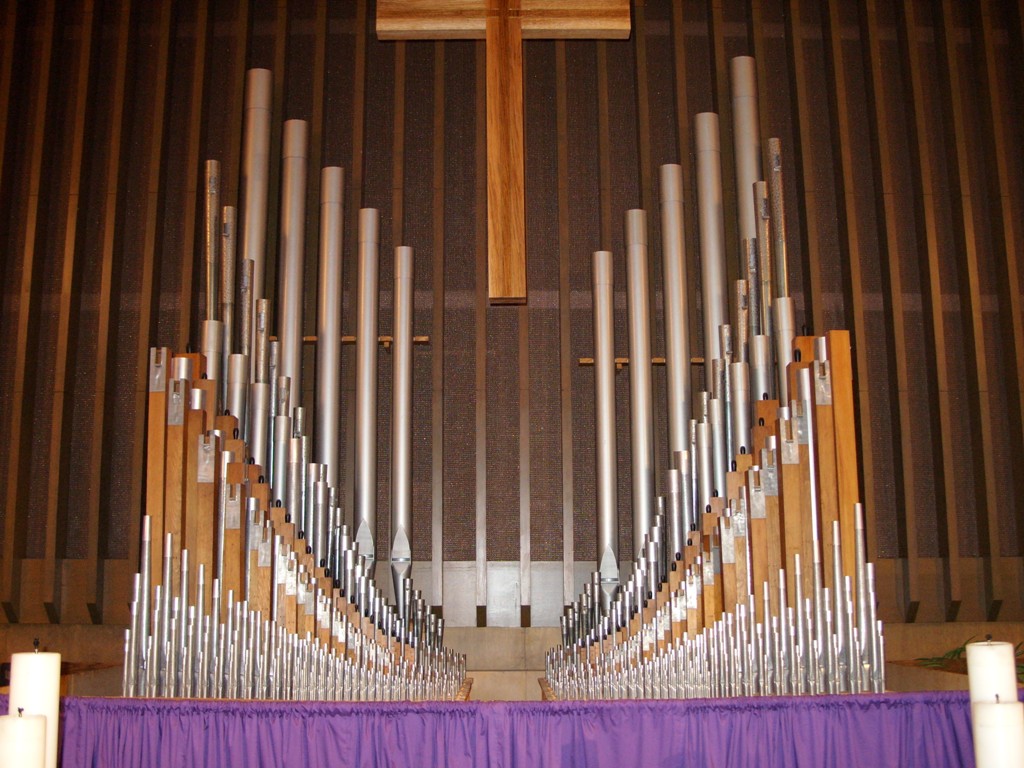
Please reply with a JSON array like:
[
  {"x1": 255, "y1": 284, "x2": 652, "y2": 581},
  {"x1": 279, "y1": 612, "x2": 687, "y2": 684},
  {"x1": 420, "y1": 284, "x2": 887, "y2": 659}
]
[
  {"x1": 997, "y1": 694, "x2": 1001, "y2": 704},
  {"x1": 17, "y1": 707, "x2": 23, "y2": 716},
  {"x1": 33, "y1": 637, "x2": 40, "y2": 652}
]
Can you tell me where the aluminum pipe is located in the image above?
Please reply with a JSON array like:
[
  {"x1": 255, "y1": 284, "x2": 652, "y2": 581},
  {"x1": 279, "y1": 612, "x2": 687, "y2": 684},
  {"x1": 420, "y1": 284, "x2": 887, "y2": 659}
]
[
  {"x1": 316, "y1": 167, "x2": 344, "y2": 487},
  {"x1": 239, "y1": 258, "x2": 254, "y2": 358},
  {"x1": 226, "y1": 353, "x2": 249, "y2": 431},
  {"x1": 750, "y1": 335, "x2": 772, "y2": 403},
  {"x1": 767, "y1": 138, "x2": 789, "y2": 298},
  {"x1": 354, "y1": 209, "x2": 380, "y2": 572},
  {"x1": 220, "y1": 207, "x2": 235, "y2": 403},
  {"x1": 204, "y1": 160, "x2": 221, "y2": 323},
  {"x1": 240, "y1": 69, "x2": 272, "y2": 371},
  {"x1": 391, "y1": 246, "x2": 414, "y2": 607},
  {"x1": 201, "y1": 320, "x2": 223, "y2": 391},
  {"x1": 773, "y1": 297, "x2": 796, "y2": 404},
  {"x1": 592, "y1": 250, "x2": 620, "y2": 605},
  {"x1": 659, "y1": 165, "x2": 692, "y2": 455},
  {"x1": 625, "y1": 210, "x2": 655, "y2": 553},
  {"x1": 729, "y1": 361, "x2": 751, "y2": 456},
  {"x1": 754, "y1": 181, "x2": 773, "y2": 334},
  {"x1": 277, "y1": 120, "x2": 308, "y2": 415},
  {"x1": 730, "y1": 56, "x2": 762, "y2": 246},
  {"x1": 695, "y1": 113, "x2": 729, "y2": 389}
]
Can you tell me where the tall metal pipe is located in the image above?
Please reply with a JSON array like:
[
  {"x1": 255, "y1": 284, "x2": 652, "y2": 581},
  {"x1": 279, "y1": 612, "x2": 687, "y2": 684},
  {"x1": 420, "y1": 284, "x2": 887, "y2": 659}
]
[
  {"x1": 316, "y1": 167, "x2": 344, "y2": 487},
  {"x1": 767, "y1": 137, "x2": 789, "y2": 299},
  {"x1": 278, "y1": 119, "x2": 308, "y2": 415},
  {"x1": 354, "y1": 209, "x2": 380, "y2": 572},
  {"x1": 593, "y1": 250, "x2": 620, "y2": 607},
  {"x1": 773, "y1": 297, "x2": 796, "y2": 404},
  {"x1": 695, "y1": 113, "x2": 729, "y2": 389},
  {"x1": 227, "y1": 353, "x2": 249, "y2": 429},
  {"x1": 204, "y1": 160, "x2": 221, "y2": 323},
  {"x1": 240, "y1": 69, "x2": 272, "y2": 370},
  {"x1": 730, "y1": 56, "x2": 762, "y2": 246},
  {"x1": 659, "y1": 164, "x2": 692, "y2": 456},
  {"x1": 391, "y1": 245, "x2": 414, "y2": 610},
  {"x1": 625, "y1": 210, "x2": 654, "y2": 554},
  {"x1": 221, "y1": 205, "x2": 237, "y2": 396},
  {"x1": 201, "y1": 320, "x2": 223, "y2": 391}
]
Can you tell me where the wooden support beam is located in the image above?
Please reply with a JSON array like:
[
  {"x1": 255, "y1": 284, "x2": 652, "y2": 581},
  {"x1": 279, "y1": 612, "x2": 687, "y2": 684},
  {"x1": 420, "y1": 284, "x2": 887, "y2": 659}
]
[{"x1": 2, "y1": 0, "x2": 57, "y2": 624}]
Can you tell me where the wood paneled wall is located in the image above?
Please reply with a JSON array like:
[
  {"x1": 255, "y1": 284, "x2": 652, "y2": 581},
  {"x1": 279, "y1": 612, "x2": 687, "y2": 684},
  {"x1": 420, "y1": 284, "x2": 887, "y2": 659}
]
[{"x1": 0, "y1": 0, "x2": 1022, "y2": 627}]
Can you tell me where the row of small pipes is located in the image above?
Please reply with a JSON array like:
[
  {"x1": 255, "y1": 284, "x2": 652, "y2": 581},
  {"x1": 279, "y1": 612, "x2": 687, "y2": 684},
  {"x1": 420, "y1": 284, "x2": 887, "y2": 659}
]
[
  {"x1": 551, "y1": 57, "x2": 885, "y2": 699},
  {"x1": 124, "y1": 69, "x2": 463, "y2": 700}
]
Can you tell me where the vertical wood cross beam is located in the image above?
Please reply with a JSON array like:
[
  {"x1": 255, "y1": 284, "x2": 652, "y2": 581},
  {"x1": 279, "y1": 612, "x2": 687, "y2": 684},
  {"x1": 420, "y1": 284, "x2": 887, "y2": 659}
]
[{"x1": 377, "y1": 0, "x2": 630, "y2": 304}]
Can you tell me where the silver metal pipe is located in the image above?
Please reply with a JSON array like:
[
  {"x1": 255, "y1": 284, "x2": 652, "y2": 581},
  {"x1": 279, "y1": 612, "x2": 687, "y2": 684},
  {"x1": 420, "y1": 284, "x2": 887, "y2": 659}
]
[
  {"x1": 272, "y1": 411, "x2": 291, "y2": 505},
  {"x1": 665, "y1": 467, "x2": 684, "y2": 560},
  {"x1": 625, "y1": 210, "x2": 655, "y2": 553},
  {"x1": 240, "y1": 69, "x2": 272, "y2": 375},
  {"x1": 708, "y1": 397, "x2": 727, "y2": 498},
  {"x1": 695, "y1": 419, "x2": 713, "y2": 523},
  {"x1": 204, "y1": 160, "x2": 221, "y2": 323},
  {"x1": 239, "y1": 259, "x2": 254, "y2": 358},
  {"x1": 593, "y1": 250, "x2": 620, "y2": 606},
  {"x1": 773, "y1": 297, "x2": 795, "y2": 404},
  {"x1": 729, "y1": 361, "x2": 751, "y2": 456},
  {"x1": 391, "y1": 245, "x2": 414, "y2": 606},
  {"x1": 750, "y1": 335, "x2": 772, "y2": 403},
  {"x1": 227, "y1": 353, "x2": 249, "y2": 429},
  {"x1": 249, "y1": 382, "x2": 269, "y2": 471},
  {"x1": 767, "y1": 138, "x2": 789, "y2": 298},
  {"x1": 222, "y1": 205, "x2": 237, "y2": 364},
  {"x1": 201, "y1": 320, "x2": 223, "y2": 391},
  {"x1": 730, "y1": 56, "x2": 762, "y2": 246},
  {"x1": 255, "y1": 299, "x2": 270, "y2": 384},
  {"x1": 754, "y1": 182, "x2": 773, "y2": 335},
  {"x1": 278, "y1": 119, "x2": 308, "y2": 415},
  {"x1": 316, "y1": 167, "x2": 344, "y2": 488},
  {"x1": 659, "y1": 165, "x2": 692, "y2": 456},
  {"x1": 695, "y1": 113, "x2": 729, "y2": 389},
  {"x1": 355, "y1": 209, "x2": 380, "y2": 572}
]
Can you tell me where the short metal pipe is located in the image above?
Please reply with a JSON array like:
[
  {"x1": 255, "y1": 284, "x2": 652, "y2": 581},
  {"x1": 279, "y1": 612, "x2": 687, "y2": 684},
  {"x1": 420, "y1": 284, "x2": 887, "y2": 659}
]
[
  {"x1": 729, "y1": 361, "x2": 751, "y2": 456},
  {"x1": 204, "y1": 159, "x2": 221, "y2": 323},
  {"x1": 773, "y1": 297, "x2": 795, "y2": 404},
  {"x1": 227, "y1": 353, "x2": 249, "y2": 431}
]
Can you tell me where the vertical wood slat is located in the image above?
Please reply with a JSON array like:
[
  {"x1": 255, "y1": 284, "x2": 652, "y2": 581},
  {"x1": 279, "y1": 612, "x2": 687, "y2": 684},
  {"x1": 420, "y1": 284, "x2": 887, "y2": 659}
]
[
  {"x1": 706, "y1": 0, "x2": 738, "y2": 285},
  {"x1": 934, "y1": 0, "x2": 1003, "y2": 620},
  {"x1": 223, "y1": 0, "x2": 250, "y2": 207},
  {"x1": 670, "y1": 1, "x2": 702, "y2": 367},
  {"x1": 818, "y1": 0, "x2": 878, "y2": 614},
  {"x1": 262, "y1": 0, "x2": 288, "y2": 319},
  {"x1": 973, "y1": 0, "x2": 1024, "y2": 617},
  {"x1": 431, "y1": 41, "x2": 445, "y2": 607},
  {"x1": 474, "y1": 39, "x2": 488, "y2": 621},
  {"x1": 125, "y1": 0, "x2": 175, "y2": 617},
  {"x1": 88, "y1": 0, "x2": 135, "y2": 622},
  {"x1": 783, "y1": 0, "x2": 825, "y2": 332},
  {"x1": 747, "y1": 0, "x2": 772, "y2": 152},
  {"x1": 45, "y1": 0, "x2": 100, "y2": 622},
  {"x1": 858, "y1": 0, "x2": 921, "y2": 622},
  {"x1": 895, "y1": 0, "x2": 963, "y2": 620},
  {"x1": 0, "y1": 0, "x2": 19, "y2": 224},
  {"x1": 176, "y1": 0, "x2": 211, "y2": 351},
  {"x1": 556, "y1": 41, "x2": 575, "y2": 603},
  {"x1": 392, "y1": 41, "x2": 406, "y2": 246},
  {"x1": 1, "y1": 0, "x2": 58, "y2": 623}
]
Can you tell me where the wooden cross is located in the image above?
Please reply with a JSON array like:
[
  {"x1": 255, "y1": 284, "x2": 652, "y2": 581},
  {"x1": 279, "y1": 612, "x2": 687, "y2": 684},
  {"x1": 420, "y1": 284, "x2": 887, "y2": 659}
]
[{"x1": 377, "y1": 0, "x2": 630, "y2": 304}]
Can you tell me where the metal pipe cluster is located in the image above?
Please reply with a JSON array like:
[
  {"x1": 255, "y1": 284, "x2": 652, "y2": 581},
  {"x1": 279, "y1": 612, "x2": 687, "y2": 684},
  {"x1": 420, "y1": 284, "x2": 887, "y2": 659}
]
[
  {"x1": 558, "y1": 56, "x2": 884, "y2": 700},
  {"x1": 124, "y1": 69, "x2": 463, "y2": 702}
]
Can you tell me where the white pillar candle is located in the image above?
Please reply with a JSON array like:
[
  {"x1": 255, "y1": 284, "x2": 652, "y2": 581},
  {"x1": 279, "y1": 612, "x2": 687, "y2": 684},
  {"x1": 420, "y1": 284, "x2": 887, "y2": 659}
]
[
  {"x1": 966, "y1": 641, "x2": 1019, "y2": 704},
  {"x1": 8, "y1": 651, "x2": 61, "y2": 768},
  {"x1": 972, "y1": 700, "x2": 1024, "y2": 768},
  {"x1": 0, "y1": 712, "x2": 46, "y2": 768}
]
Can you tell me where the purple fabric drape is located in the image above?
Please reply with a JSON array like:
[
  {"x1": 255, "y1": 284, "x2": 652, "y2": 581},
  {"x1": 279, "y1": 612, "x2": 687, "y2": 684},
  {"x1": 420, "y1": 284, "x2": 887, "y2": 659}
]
[{"x1": 6, "y1": 691, "x2": 979, "y2": 767}]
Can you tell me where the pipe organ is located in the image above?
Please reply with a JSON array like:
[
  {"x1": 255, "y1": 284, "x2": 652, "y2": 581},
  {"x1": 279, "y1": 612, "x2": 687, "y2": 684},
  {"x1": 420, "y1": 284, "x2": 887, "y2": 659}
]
[
  {"x1": 546, "y1": 57, "x2": 885, "y2": 700},
  {"x1": 123, "y1": 53, "x2": 883, "y2": 704},
  {"x1": 123, "y1": 70, "x2": 466, "y2": 703}
]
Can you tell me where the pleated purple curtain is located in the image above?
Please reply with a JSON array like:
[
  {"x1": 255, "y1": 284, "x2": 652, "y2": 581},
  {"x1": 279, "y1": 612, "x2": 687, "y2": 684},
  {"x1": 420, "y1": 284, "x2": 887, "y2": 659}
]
[{"x1": 41, "y1": 691, "x2": 976, "y2": 767}]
